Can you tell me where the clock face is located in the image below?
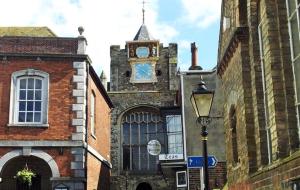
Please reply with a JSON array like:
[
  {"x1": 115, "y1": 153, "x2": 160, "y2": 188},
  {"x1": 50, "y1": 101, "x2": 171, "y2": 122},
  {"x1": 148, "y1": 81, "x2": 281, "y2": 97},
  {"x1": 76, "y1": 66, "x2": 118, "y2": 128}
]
[
  {"x1": 135, "y1": 63, "x2": 152, "y2": 80},
  {"x1": 136, "y1": 47, "x2": 150, "y2": 58}
]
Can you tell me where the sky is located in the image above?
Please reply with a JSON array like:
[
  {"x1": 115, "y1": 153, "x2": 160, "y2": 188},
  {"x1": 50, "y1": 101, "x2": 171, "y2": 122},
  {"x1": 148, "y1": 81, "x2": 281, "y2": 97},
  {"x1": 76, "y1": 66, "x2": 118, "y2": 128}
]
[{"x1": 0, "y1": 0, "x2": 222, "y2": 78}]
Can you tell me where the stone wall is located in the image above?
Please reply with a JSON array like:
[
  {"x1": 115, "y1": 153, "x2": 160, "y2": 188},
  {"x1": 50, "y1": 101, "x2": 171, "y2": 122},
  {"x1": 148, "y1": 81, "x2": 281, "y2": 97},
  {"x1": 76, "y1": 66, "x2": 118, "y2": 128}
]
[
  {"x1": 218, "y1": 0, "x2": 300, "y2": 189},
  {"x1": 109, "y1": 42, "x2": 179, "y2": 190}
]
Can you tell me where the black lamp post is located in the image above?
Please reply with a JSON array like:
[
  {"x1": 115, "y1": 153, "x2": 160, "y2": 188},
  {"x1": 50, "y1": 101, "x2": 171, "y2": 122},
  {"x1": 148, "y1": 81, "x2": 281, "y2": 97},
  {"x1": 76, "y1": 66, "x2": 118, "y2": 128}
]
[{"x1": 190, "y1": 78, "x2": 214, "y2": 190}]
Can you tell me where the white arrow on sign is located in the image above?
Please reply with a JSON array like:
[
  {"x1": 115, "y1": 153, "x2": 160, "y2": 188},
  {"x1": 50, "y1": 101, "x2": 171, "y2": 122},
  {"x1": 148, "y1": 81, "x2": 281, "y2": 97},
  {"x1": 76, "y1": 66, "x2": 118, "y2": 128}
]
[{"x1": 189, "y1": 158, "x2": 193, "y2": 165}]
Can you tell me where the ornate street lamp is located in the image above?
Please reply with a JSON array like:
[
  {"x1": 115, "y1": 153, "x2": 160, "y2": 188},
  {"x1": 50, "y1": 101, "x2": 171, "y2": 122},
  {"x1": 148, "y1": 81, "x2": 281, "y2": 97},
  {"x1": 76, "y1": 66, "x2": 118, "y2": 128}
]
[{"x1": 190, "y1": 78, "x2": 214, "y2": 190}]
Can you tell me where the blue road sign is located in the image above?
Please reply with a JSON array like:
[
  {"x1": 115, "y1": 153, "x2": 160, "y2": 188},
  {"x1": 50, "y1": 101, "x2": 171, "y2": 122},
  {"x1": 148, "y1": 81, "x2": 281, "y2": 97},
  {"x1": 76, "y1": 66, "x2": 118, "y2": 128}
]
[{"x1": 187, "y1": 156, "x2": 218, "y2": 168}]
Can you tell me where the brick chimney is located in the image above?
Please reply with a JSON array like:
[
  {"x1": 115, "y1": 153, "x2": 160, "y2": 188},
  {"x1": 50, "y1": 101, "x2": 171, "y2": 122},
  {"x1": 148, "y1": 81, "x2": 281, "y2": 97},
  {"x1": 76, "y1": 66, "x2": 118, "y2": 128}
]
[{"x1": 189, "y1": 42, "x2": 202, "y2": 70}]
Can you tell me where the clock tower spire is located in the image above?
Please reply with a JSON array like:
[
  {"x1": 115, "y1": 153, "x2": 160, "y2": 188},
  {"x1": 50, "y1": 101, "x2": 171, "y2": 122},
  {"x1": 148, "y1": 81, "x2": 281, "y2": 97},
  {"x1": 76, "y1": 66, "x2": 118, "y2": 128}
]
[{"x1": 142, "y1": 0, "x2": 145, "y2": 24}]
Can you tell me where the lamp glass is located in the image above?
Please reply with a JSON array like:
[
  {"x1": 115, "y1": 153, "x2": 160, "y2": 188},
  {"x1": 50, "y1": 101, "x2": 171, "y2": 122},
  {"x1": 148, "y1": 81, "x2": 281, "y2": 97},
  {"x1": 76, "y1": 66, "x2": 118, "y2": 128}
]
[{"x1": 191, "y1": 93, "x2": 214, "y2": 117}]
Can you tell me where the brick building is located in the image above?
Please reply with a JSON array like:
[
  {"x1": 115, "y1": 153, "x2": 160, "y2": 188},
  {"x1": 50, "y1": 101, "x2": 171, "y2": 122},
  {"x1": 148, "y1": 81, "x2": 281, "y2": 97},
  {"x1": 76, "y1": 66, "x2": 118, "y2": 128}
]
[
  {"x1": 217, "y1": 0, "x2": 300, "y2": 189},
  {"x1": 108, "y1": 21, "x2": 184, "y2": 190},
  {"x1": 0, "y1": 27, "x2": 113, "y2": 190},
  {"x1": 179, "y1": 43, "x2": 227, "y2": 190}
]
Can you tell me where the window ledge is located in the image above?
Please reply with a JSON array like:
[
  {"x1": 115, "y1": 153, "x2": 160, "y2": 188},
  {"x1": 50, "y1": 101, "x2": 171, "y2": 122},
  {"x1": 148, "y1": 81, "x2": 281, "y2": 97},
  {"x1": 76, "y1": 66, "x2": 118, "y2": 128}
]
[{"x1": 7, "y1": 123, "x2": 49, "y2": 128}]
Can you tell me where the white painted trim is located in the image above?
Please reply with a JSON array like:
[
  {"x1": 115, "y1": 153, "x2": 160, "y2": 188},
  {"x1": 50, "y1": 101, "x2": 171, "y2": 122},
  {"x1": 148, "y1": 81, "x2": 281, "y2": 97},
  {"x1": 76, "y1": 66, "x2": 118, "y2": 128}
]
[
  {"x1": 31, "y1": 149, "x2": 60, "y2": 177},
  {"x1": 86, "y1": 145, "x2": 112, "y2": 168},
  {"x1": 176, "y1": 171, "x2": 187, "y2": 188},
  {"x1": 0, "y1": 149, "x2": 60, "y2": 178},
  {"x1": 0, "y1": 140, "x2": 84, "y2": 147},
  {"x1": 9, "y1": 69, "x2": 49, "y2": 125},
  {"x1": 180, "y1": 74, "x2": 188, "y2": 162}
]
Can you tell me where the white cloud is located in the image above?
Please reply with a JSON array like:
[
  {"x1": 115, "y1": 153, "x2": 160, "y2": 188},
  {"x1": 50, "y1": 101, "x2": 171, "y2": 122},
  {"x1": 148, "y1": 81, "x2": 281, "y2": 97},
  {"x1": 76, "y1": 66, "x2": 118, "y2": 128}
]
[
  {"x1": 180, "y1": 0, "x2": 221, "y2": 28},
  {"x1": 0, "y1": 0, "x2": 178, "y2": 79}
]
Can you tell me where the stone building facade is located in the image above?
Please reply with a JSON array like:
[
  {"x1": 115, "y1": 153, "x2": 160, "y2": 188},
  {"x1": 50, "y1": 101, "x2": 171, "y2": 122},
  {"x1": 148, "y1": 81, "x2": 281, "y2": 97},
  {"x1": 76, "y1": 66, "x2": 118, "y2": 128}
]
[
  {"x1": 108, "y1": 23, "x2": 183, "y2": 190},
  {"x1": 0, "y1": 27, "x2": 113, "y2": 190},
  {"x1": 217, "y1": 0, "x2": 300, "y2": 189}
]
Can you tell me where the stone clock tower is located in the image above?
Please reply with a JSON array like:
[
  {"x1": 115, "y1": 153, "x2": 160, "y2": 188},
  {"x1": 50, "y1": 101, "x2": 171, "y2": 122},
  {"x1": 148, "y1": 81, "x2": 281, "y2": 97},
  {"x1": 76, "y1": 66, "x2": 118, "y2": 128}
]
[
  {"x1": 108, "y1": 18, "x2": 181, "y2": 190},
  {"x1": 127, "y1": 25, "x2": 159, "y2": 84}
]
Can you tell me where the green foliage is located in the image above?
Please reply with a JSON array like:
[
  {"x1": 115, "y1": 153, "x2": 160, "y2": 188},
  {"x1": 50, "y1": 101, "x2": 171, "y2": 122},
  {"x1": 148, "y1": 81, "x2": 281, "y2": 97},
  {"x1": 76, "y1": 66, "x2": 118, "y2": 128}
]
[{"x1": 16, "y1": 167, "x2": 36, "y2": 186}]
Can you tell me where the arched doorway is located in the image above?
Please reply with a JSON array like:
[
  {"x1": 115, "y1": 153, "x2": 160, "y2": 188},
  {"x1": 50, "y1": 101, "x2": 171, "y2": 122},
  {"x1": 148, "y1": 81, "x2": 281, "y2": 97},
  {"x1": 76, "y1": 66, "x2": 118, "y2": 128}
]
[
  {"x1": 0, "y1": 156, "x2": 52, "y2": 190},
  {"x1": 136, "y1": 182, "x2": 152, "y2": 190}
]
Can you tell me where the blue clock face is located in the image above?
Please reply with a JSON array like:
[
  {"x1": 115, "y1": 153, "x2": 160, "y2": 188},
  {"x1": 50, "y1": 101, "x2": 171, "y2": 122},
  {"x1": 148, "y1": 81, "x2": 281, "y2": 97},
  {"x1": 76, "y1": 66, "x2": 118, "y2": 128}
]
[
  {"x1": 135, "y1": 63, "x2": 152, "y2": 80},
  {"x1": 136, "y1": 47, "x2": 150, "y2": 58}
]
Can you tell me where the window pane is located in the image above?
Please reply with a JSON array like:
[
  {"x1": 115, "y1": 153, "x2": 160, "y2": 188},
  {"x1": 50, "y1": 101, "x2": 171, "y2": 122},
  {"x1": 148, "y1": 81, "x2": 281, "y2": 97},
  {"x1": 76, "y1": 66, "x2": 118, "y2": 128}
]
[
  {"x1": 20, "y1": 79, "x2": 27, "y2": 89},
  {"x1": 288, "y1": 0, "x2": 296, "y2": 13},
  {"x1": 149, "y1": 154, "x2": 157, "y2": 171},
  {"x1": 148, "y1": 123, "x2": 156, "y2": 141},
  {"x1": 28, "y1": 78, "x2": 34, "y2": 89},
  {"x1": 18, "y1": 112, "x2": 25, "y2": 122},
  {"x1": 132, "y1": 147, "x2": 139, "y2": 170},
  {"x1": 19, "y1": 101, "x2": 26, "y2": 111},
  {"x1": 35, "y1": 102, "x2": 41, "y2": 111},
  {"x1": 19, "y1": 90, "x2": 26, "y2": 100},
  {"x1": 167, "y1": 115, "x2": 183, "y2": 154},
  {"x1": 35, "y1": 91, "x2": 41, "y2": 100},
  {"x1": 26, "y1": 112, "x2": 33, "y2": 122},
  {"x1": 140, "y1": 123, "x2": 147, "y2": 145},
  {"x1": 34, "y1": 112, "x2": 41, "y2": 122},
  {"x1": 123, "y1": 146, "x2": 130, "y2": 170},
  {"x1": 140, "y1": 146, "x2": 148, "y2": 170},
  {"x1": 291, "y1": 14, "x2": 300, "y2": 58},
  {"x1": 35, "y1": 79, "x2": 42, "y2": 89},
  {"x1": 131, "y1": 123, "x2": 139, "y2": 145},
  {"x1": 27, "y1": 101, "x2": 34, "y2": 111},
  {"x1": 123, "y1": 123, "x2": 130, "y2": 145},
  {"x1": 157, "y1": 122, "x2": 165, "y2": 146},
  {"x1": 294, "y1": 58, "x2": 300, "y2": 102},
  {"x1": 27, "y1": 90, "x2": 34, "y2": 100}
]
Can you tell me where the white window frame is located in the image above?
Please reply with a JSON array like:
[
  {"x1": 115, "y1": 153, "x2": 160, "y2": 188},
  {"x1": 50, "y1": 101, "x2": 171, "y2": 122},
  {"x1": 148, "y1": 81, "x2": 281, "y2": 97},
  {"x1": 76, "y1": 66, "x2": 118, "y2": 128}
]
[
  {"x1": 286, "y1": 0, "x2": 300, "y2": 138},
  {"x1": 176, "y1": 171, "x2": 187, "y2": 188},
  {"x1": 258, "y1": 21, "x2": 272, "y2": 164},
  {"x1": 166, "y1": 115, "x2": 183, "y2": 154},
  {"x1": 90, "y1": 92, "x2": 96, "y2": 138},
  {"x1": 8, "y1": 69, "x2": 49, "y2": 127}
]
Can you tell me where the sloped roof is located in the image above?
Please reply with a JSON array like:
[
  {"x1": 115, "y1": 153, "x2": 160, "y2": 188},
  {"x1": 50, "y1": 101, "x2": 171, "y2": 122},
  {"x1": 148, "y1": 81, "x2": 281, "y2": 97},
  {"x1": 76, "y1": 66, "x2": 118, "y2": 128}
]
[
  {"x1": 133, "y1": 24, "x2": 155, "y2": 41},
  {"x1": 0, "y1": 27, "x2": 57, "y2": 37}
]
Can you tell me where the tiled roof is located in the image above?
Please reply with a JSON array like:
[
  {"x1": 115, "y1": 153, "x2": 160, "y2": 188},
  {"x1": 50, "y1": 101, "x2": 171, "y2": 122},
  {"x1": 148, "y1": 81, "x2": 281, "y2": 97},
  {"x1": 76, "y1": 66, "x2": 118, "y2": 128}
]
[
  {"x1": 133, "y1": 24, "x2": 154, "y2": 41},
  {"x1": 0, "y1": 27, "x2": 57, "y2": 37}
]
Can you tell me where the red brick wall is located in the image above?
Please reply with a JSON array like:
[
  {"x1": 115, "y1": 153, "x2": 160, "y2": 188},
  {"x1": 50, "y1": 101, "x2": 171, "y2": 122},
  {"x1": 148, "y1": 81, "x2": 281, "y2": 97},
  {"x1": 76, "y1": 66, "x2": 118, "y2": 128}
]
[
  {"x1": 86, "y1": 153, "x2": 110, "y2": 190},
  {"x1": 188, "y1": 162, "x2": 227, "y2": 190},
  {"x1": 0, "y1": 37, "x2": 78, "y2": 54},
  {"x1": 87, "y1": 75, "x2": 111, "y2": 162},
  {"x1": 0, "y1": 59, "x2": 75, "y2": 140}
]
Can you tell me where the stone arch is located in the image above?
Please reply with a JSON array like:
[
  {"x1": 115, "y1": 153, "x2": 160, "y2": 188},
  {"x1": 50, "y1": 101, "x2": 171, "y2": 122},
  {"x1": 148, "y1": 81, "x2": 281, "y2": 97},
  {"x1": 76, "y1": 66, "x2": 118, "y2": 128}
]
[
  {"x1": 135, "y1": 182, "x2": 152, "y2": 190},
  {"x1": 0, "y1": 149, "x2": 60, "y2": 178},
  {"x1": 117, "y1": 104, "x2": 160, "y2": 153},
  {"x1": 119, "y1": 105, "x2": 163, "y2": 171}
]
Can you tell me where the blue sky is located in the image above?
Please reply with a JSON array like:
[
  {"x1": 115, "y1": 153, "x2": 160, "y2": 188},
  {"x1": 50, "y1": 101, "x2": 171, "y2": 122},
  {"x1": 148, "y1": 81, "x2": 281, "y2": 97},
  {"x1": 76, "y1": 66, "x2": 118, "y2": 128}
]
[{"x1": 0, "y1": 0, "x2": 222, "y2": 77}]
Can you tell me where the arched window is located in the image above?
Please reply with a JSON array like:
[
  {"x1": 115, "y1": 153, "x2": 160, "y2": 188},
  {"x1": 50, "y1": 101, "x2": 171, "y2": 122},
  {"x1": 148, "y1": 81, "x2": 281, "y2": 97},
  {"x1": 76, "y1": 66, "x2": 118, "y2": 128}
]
[
  {"x1": 230, "y1": 106, "x2": 238, "y2": 163},
  {"x1": 9, "y1": 69, "x2": 49, "y2": 126},
  {"x1": 122, "y1": 107, "x2": 165, "y2": 172}
]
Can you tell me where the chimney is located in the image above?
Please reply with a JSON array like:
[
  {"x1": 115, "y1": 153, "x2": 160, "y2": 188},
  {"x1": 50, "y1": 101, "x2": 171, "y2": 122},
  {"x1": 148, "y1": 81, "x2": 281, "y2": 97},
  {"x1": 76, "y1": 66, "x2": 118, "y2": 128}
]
[{"x1": 189, "y1": 42, "x2": 202, "y2": 70}]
